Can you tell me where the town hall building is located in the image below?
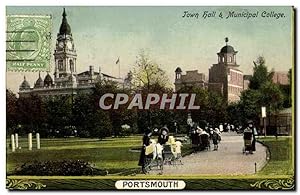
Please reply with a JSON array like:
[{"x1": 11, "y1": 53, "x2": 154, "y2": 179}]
[{"x1": 19, "y1": 9, "x2": 123, "y2": 98}]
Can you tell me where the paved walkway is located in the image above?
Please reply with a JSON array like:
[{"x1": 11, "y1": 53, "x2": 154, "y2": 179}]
[{"x1": 150, "y1": 132, "x2": 268, "y2": 175}]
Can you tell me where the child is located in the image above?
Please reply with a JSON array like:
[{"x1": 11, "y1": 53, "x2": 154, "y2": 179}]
[{"x1": 212, "y1": 128, "x2": 221, "y2": 151}]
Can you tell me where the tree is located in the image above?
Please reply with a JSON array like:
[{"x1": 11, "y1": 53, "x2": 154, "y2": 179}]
[
  {"x1": 6, "y1": 90, "x2": 18, "y2": 134},
  {"x1": 249, "y1": 56, "x2": 274, "y2": 90},
  {"x1": 93, "y1": 79, "x2": 137, "y2": 137},
  {"x1": 44, "y1": 95, "x2": 72, "y2": 137},
  {"x1": 131, "y1": 50, "x2": 173, "y2": 131},
  {"x1": 280, "y1": 68, "x2": 292, "y2": 108},
  {"x1": 89, "y1": 109, "x2": 112, "y2": 139},
  {"x1": 239, "y1": 89, "x2": 261, "y2": 125},
  {"x1": 16, "y1": 94, "x2": 46, "y2": 135},
  {"x1": 132, "y1": 50, "x2": 171, "y2": 90},
  {"x1": 259, "y1": 81, "x2": 284, "y2": 113}
]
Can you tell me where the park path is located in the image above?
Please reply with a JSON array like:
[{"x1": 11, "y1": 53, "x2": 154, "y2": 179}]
[{"x1": 151, "y1": 132, "x2": 268, "y2": 175}]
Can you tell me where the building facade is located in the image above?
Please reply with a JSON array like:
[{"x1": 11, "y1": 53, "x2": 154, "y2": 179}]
[
  {"x1": 174, "y1": 38, "x2": 246, "y2": 103},
  {"x1": 208, "y1": 39, "x2": 244, "y2": 103},
  {"x1": 272, "y1": 71, "x2": 289, "y2": 85},
  {"x1": 174, "y1": 68, "x2": 207, "y2": 91},
  {"x1": 19, "y1": 9, "x2": 122, "y2": 98}
]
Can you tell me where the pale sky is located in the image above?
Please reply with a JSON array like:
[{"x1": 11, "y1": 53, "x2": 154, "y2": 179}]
[{"x1": 6, "y1": 6, "x2": 293, "y2": 93}]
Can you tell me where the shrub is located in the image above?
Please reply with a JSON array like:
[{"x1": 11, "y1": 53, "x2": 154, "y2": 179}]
[{"x1": 14, "y1": 160, "x2": 107, "y2": 176}]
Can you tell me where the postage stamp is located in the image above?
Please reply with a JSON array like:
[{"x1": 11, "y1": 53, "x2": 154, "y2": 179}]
[
  {"x1": 5, "y1": 6, "x2": 295, "y2": 191},
  {"x1": 6, "y1": 15, "x2": 52, "y2": 72}
]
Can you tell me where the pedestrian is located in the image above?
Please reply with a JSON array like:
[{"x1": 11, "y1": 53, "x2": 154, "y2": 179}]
[
  {"x1": 138, "y1": 127, "x2": 152, "y2": 167},
  {"x1": 219, "y1": 123, "x2": 223, "y2": 132},
  {"x1": 212, "y1": 128, "x2": 221, "y2": 151},
  {"x1": 245, "y1": 120, "x2": 257, "y2": 153},
  {"x1": 158, "y1": 125, "x2": 169, "y2": 145},
  {"x1": 226, "y1": 124, "x2": 231, "y2": 132}
]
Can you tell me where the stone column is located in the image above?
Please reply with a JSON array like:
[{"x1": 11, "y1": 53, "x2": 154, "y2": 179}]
[
  {"x1": 15, "y1": 133, "x2": 19, "y2": 149},
  {"x1": 11, "y1": 134, "x2": 15, "y2": 152},
  {"x1": 28, "y1": 133, "x2": 32, "y2": 151},
  {"x1": 36, "y1": 133, "x2": 40, "y2": 149}
]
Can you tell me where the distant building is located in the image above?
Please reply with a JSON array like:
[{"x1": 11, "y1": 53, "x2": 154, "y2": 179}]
[
  {"x1": 19, "y1": 9, "x2": 123, "y2": 98},
  {"x1": 272, "y1": 71, "x2": 289, "y2": 85},
  {"x1": 208, "y1": 38, "x2": 244, "y2": 103},
  {"x1": 243, "y1": 75, "x2": 252, "y2": 90},
  {"x1": 174, "y1": 68, "x2": 207, "y2": 91},
  {"x1": 174, "y1": 38, "x2": 246, "y2": 103},
  {"x1": 242, "y1": 71, "x2": 289, "y2": 91}
]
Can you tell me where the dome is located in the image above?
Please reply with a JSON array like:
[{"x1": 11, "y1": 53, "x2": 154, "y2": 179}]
[
  {"x1": 44, "y1": 73, "x2": 53, "y2": 86},
  {"x1": 175, "y1": 67, "x2": 182, "y2": 73},
  {"x1": 34, "y1": 73, "x2": 44, "y2": 88},
  {"x1": 220, "y1": 45, "x2": 235, "y2": 53},
  {"x1": 19, "y1": 76, "x2": 30, "y2": 90},
  {"x1": 59, "y1": 8, "x2": 72, "y2": 35}
]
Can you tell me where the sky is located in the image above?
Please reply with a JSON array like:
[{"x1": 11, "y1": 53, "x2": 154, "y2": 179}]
[{"x1": 6, "y1": 6, "x2": 293, "y2": 93}]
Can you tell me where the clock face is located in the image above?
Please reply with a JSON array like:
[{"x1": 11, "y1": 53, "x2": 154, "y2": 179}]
[
  {"x1": 58, "y1": 41, "x2": 64, "y2": 48},
  {"x1": 67, "y1": 41, "x2": 73, "y2": 50}
]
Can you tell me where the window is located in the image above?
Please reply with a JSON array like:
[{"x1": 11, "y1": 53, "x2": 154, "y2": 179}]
[
  {"x1": 70, "y1": 59, "x2": 74, "y2": 72},
  {"x1": 58, "y1": 60, "x2": 63, "y2": 71}
]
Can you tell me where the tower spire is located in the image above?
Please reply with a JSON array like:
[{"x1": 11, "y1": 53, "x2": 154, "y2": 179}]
[
  {"x1": 59, "y1": 8, "x2": 71, "y2": 35},
  {"x1": 63, "y1": 7, "x2": 67, "y2": 17}
]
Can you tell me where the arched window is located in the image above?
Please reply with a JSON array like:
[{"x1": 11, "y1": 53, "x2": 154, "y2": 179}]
[
  {"x1": 70, "y1": 59, "x2": 74, "y2": 72},
  {"x1": 58, "y1": 60, "x2": 63, "y2": 71},
  {"x1": 229, "y1": 56, "x2": 232, "y2": 62}
]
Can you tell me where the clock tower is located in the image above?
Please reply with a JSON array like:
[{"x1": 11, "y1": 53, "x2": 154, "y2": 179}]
[{"x1": 54, "y1": 8, "x2": 77, "y2": 80}]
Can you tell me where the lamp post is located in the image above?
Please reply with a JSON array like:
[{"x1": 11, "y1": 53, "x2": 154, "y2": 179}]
[{"x1": 261, "y1": 106, "x2": 266, "y2": 137}]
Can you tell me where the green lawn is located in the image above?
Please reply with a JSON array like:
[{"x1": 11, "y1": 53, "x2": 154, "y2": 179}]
[
  {"x1": 7, "y1": 135, "x2": 294, "y2": 176},
  {"x1": 257, "y1": 136, "x2": 294, "y2": 176},
  {"x1": 7, "y1": 135, "x2": 192, "y2": 175}
]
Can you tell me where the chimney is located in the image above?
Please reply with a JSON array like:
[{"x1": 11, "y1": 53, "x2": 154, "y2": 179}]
[{"x1": 89, "y1": 65, "x2": 94, "y2": 76}]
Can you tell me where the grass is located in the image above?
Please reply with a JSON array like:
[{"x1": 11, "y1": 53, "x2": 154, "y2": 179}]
[
  {"x1": 6, "y1": 135, "x2": 192, "y2": 175},
  {"x1": 257, "y1": 136, "x2": 294, "y2": 176},
  {"x1": 7, "y1": 135, "x2": 294, "y2": 177}
]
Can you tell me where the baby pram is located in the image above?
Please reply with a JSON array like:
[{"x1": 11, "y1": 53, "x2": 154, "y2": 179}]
[
  {"x1": 200, "y1": 132, "x2": 210, "y2": 151},
  {"x1": 191, "y1": 129, "x2": 200, "y2": 151},
  {"x1": 142, "y1": 139, "x2": 164, "y2": 174},
  {"x1": 243, "y1": 128, "x2": 253, "y2": 154},
  {"x1": 163, "y1": 137, "x2": 183, "y2": 166}
]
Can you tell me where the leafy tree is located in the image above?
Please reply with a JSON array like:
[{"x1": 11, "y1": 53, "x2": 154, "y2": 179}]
[
  {"x1": 249, "y1": 56, "x2": 274, "y2": 90},
  {"x1": 132, "y1": 50, "x2": 171, "y2": 90},
  {"x1": 6, "y1": 90, "x2": 18, "y2": 134},
  {"x1": 93, "y1": 79, "x2": 137, "y2": 137},
  {"x1": 16, "y1": 94, "x2": 46, "y2": 135},
  {"x1": 226, "y1": 102, "x2": 243, "y2": 127},
  {"x1": 239, "y1": 89, "x2": 261, "y2": 125},
  {"x1": 89, "y1": 109, "x2": 112, "y2": 139},
  {"x1": 281, "y1": 68, "x2": 292, "y2": 108},
  {"x1": 288, "y1": 68, "x2": 292, "y2": 86},
  {"x1": 44, "y1": 95, "x2": 72, "y2": 137},
  {"x1": 130, "y1": 50, "x2": 173, "y2": 131},
  {"x1": 259, "y1": 81, "x2": 284, "y2": 113}
]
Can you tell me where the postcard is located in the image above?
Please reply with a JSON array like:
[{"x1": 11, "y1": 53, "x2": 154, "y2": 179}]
[{"x1": 6, "y1": 6, "x2": 295, "y2": 190}]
